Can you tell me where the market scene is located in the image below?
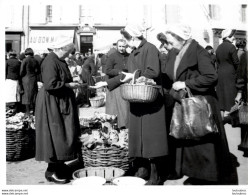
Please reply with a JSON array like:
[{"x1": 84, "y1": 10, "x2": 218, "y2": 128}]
[{"x1": 3, "y1": 3, "x2": 248, "y2": 188}]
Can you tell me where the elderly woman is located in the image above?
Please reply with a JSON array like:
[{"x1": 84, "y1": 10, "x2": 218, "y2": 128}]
[
  {"x1": 164, "y1": 24, "x2": 236, "y2": 185},
  {"x1": 216, "y1": 29, "x2": 240, "y2": 120},
  {"x1": 35, "y1": 40, "x2": 81, "y2": 184},
  {"x1": 92, "y1": 24, "x2": 169, "y2": 185}
]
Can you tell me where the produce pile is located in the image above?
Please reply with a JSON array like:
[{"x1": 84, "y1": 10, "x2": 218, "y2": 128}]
[
  {"x1": 6, "y1": 112, "x2": 35, "y2": 131},
  {"x1": 134, "y1": 77, "x2": 157, "y2": 85},
  {"x1": 79, "y1": 112, "x2": 128, "y2": 149}
]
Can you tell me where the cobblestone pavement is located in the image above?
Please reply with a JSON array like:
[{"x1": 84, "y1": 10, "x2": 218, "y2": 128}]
[{"x1": 5, "y1": 106, "x2": 248, "y2": 186}]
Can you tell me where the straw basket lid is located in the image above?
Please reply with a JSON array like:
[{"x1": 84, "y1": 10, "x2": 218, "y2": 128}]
[
  {"x1": 72, "y1": 176, "x2": 106, "y2": 185},
  {"x1": 112, "y1": 176, "x2": 146, "y2": 186},
  {"x1": 72, "y1": 167, "x2": 125, "y2": 182}
]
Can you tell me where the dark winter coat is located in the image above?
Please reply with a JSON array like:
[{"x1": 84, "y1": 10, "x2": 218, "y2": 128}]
[
  {"x1": 107, "y1": 39, "x2": 169, "y2": 158},
  {"x1": 105, "y1": 51, "x2": 129, "y2": 128},
  {"x1": 6, "y1": 56, "x2": 21, "y2": 80},
  {"x1": 105, "y1": 51, "x2": 129, "y2": 78},
  {"x1": 236, "y1": 51, "x2": 248, "y2": 102},
  {"x1": 165, "y1": 39, "x2": 234, "y2": 183},
  {"x1": 216, "y1": 40, "x2": 240, "y2": 111},
  {"x1": 81, "y1": 56, "x2": 97, "y2": 86},
  {"x1": 20, "y1": 56, "x2": 40, "y2": 105},
  {"x1": 35, "y1": 52, "x2": 80, "y2": 163}
]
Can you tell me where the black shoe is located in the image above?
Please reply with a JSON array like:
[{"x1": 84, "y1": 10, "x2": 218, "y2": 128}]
[
  {"x1": 45, "y1": 171, "x2": 70, "y2": 184},
  {"x1": 183, "y1": 177, "x2": 218, "y2": 185},
  {"x1": 166, "y1": 173, "x2": 182, "y2": 180},
  {"x1": 134, "y1": 167, "x2": 150, "y2": 180},
  {"x1": 145, "y1": 178, "x2": 164, "y2": 185},
  {"x1": 60, "y1": 164, "x2": 73, "y2": 180}
]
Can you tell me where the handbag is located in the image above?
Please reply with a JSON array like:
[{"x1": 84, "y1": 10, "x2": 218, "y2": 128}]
[
  {"x1": 229, "y1": 101, "x2": 248, "y2": 127},
  {"x1": 170, "y1": 87, "x2": 218, "y2": 140}
]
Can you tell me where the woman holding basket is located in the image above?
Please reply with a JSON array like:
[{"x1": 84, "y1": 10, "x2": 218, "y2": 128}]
[
  {"x1": 92, "y1": 23, "x2": 169, "y2": 185},
  {"x1": 164, "y1": 24, "x2": 236, "y2": 185}
]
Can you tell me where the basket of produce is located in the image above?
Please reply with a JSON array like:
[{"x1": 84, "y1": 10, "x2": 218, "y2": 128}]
[
  {"x1": 120, "y1": 84, "x2": 160, "y2": 103},
  {"x1": 89, "y1": 95, "x2": 105, "y2": 108},
  {"x1": 6, "y1": 113, "x2": 36, "y2": 161},
  {"x1": 120, "y1": 71, "x2": 160, "y2": 103},
  {"x1": 79, "y1": 113, "x2": 129, "y2": 171},
  {"x1": 72, "y1": 167, "x2": 125, "y2": 183}
]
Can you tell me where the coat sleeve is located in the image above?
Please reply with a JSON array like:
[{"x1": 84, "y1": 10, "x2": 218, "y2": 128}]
[
  {"x1": 20, "y1": 59, "x2": 27, "y2": 78},
  {"x1": 185, "y1": 46, "x2": 218, "y2": 92},
  {"x1": 5, "y1": 61, "x2": 8, "y2": 79},
  {"x1": 106, "y1": 54, "x2": 120, "y2": 77},
  {"x1": 230, "y1": 45, "x2": 240, "y2": 70},
  {"x1": 142, "y1": 45, "x2": 160, "y2": 79},
  {"x1": 42, "y1": 59, "x2": 66, "y2": 92},
  {"x1": 106, "y1": 74, "x2": 123, "y2": 91},
  {"x1": 236, "y1": 52, "x2": 247, "y2": 92}
]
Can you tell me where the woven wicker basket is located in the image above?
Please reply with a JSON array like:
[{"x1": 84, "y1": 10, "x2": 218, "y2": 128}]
[
  {"x1": 89, "y1": 96, "x2": 105, "y2": 108},
  {"x1": 120, "y1": 84, "x2": 160, "y2": 103},
  {"x1": 72, "y1": 167, "x2": 125, "y2": 182},
  {"x1": 81, "y1": 146, "x2": 129, "y2": 171},
  {"x1": 6, "y1": 128, "x2": 35, "y2": 161}
]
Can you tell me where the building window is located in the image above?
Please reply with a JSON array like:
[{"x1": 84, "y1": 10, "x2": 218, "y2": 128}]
[
  {"x1": 46, "y1": 5, "x2": 52, "y2": 23},
  {"x1": 241, "y1": 4, "x2": 247, "y2": 23},
  {"x1": 79, "y1": 5, "x2": 92, "y2": 25},
  {"x1": 209, "y1": 5, "x2": 220, "y2": 20}
]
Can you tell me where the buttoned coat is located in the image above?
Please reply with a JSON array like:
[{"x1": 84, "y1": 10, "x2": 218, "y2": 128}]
[
  {"x1": 107, "y1": 39, "x2": 169, "y2": 158},
  {"x1": 165, "y1": 40, "x2": 235, "y2": 183},
  {"x1": 35, "y1": 52, "x2": 80, "y2": 163},
  {"x1": 216, "y1": 40, "x2": 240, "y2": 111}
]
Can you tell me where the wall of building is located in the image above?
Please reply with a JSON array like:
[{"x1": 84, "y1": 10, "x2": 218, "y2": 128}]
[{"x1": 5, "y1": 3, "x2": 247, "y2": 55}]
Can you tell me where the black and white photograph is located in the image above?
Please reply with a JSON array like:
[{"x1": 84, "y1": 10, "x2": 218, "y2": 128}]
[{"x1": 0, "y1": 0, "x2": 248, "y2": 195}]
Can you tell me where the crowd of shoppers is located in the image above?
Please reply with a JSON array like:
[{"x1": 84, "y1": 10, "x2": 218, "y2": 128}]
[{"x1": 5, "y1": 22, "x2": 247, "y2": 185}]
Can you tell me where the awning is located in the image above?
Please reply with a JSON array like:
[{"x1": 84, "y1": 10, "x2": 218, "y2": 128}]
[{"x1": 28, "y1": 30, "x2": 75, "y2": 54}]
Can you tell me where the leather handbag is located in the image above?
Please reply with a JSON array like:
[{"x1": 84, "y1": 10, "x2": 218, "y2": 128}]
[
  {"x1": 229, "y1": 101, "x2": 248, "y2": 127},
  {"x1": 170, "y1": 87, "x2": 218, "y2": 140}
]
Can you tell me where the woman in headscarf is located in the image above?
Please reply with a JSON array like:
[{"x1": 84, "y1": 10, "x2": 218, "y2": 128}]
[
  {"x1": 35, "y1": 40, "x2": 81, "y2": 184},
  {"x1": 164, "y1": 24, "x2": 236, "y2": 185},
  {"x1": 91, "y1": 23, "x2": 169, "y2": 185},
  {"x1": 215, "y1": 29, "x2": 240, "y2": 121}
]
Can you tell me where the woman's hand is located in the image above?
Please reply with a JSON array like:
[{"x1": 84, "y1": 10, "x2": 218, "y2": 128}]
[
  {"x1": 66, "y1": 82, "x2": 81, "y2": 89},
  {"x1": 172, "y1": 81, "x2": 186, "y2": 91},
  {"x1": 120, "y1": 72, "x2": 134, "y2": 83},
  {"x1": 235, "y1": 92, "x2": 242, "y2": 103},
  {"x1": 89, "y1": 81, "x2": 108, "y2": 89}
]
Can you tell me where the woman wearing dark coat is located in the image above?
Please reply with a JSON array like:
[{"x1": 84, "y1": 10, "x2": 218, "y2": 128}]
[
  {"x1": 235, "y1": 51, "x2": 248, "y2": 157},
  {"x1": 80, "y1": 55, "x2": 97, "y2": 106},
  {"x1": 20, "y1": 48, "x2": 40, "y2": 116},
  {"x1": 105, "y1": 39, "x2": 129, "y2": 128},
  {"x1": 91, "y1": 24, "x2": 169, "y2": 185},
  {"x1": 5, "y1": 51, "x2": 21, "y2": 113},
  {"x1": 216, "y1": 29, "x2": 240, "y2": 118},
  {"x1": 164, "y1": 24, "x2": 236, "y2": 185},
  {"x1": 35, "y1": 42, "x2": 81, "y2": 184}
]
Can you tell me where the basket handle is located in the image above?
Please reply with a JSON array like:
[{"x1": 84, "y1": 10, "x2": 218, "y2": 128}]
[{"x1": 131, "y1": 69, "x2": 141, "y2": 84}]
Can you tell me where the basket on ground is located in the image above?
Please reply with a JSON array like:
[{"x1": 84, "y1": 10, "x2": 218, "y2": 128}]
[
  {"x1": 6, "y1": 128, "x2": 35, "y2": 161},
  {"x1": 81, "y1": 146, "x2": 129, "y2": 171},
  {"x1": 120, "y1": 84, "x2": 160, "y2": 103},
  {"x1": 73, "y1": 167, "x2": 125, "y2": 182},
  {"x1": 89, "y1": 96, "x2": 105, "y2": 108}
]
